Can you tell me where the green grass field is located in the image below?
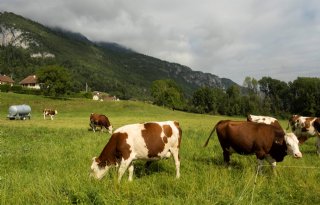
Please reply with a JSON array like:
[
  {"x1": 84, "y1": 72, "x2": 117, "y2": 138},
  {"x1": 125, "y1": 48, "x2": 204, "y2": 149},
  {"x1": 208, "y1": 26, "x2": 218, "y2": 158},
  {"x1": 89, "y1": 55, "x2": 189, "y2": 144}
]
[{"x1": 1, "y1": 92, "x2": 320, "y2": 204}]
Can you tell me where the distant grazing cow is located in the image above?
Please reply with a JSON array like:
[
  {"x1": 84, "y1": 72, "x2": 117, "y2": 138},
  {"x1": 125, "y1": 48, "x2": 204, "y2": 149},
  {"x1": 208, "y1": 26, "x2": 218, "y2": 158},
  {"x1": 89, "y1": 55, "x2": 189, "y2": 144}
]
[
  {"x1": 43, "y1": 109, "x2": 58, "y2": 120},
  {"x1": 204, "y1": 120, "x2": 302, "y2": 170},
  {"x1": 247, "y1": 114, "x2": 282, "y2": 129},
  {"x1": 90, "y1": 121, "x2": 182, "y2": 182},
  {"x1": 90, "y1": 113, "x2": 113, "y2": 134},
  {"x1": 286, "y1": 115, "x2": 320, "y2": 154}
]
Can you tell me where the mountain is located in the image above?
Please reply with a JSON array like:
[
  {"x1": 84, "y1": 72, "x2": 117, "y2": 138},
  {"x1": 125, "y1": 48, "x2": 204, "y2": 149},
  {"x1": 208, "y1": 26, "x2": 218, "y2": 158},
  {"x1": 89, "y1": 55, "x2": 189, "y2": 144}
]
[{"x1": 0, "y1": 11, "x2": 238, "y2": 99}]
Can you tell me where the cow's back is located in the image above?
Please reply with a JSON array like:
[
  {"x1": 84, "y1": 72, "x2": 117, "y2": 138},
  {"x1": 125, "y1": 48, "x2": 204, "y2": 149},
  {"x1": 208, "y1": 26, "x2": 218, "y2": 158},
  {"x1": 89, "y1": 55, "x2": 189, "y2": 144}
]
[
  {"x1": 247, "y1": 114, "x2": 282, "y2": 129},
  {"x1": 90, "y1": 113, "x2": 100, "y2": 122},
  {"x1": 90, "y1": 113, "x2": 110, "y2": 126},
  {"x1": 116, "y1": 121, "x2": 181, "y2": 159}
]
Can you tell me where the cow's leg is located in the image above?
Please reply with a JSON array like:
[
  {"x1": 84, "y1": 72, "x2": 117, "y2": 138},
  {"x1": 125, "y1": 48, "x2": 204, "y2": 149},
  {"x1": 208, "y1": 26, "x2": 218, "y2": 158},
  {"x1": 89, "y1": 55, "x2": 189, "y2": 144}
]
[
  {"x1": 265, "y1": 155, "x2": 277, "y2": 175},
  {"x1": 316, "y1": 137, "x2": 320, "y2": 156},
  {"x1": 222, "y1": 148, "x2": 230, "y2": 167},
  {"x1": 118, "y1": 159, "x2": 131, "y2": 182},
  {"x1": 90, "y1": 122, "x2": 96, "y2": 132},
  {"x1": 43, "y1": 113, "x2": 46, "y2": 120},
  {"x1": 170, "y1": 148, "x2": 180, "y2": 179},
  {"x1": 257, "y1": 159, "x2": 264, "y2": 174},
  {"x1": 128, "y1": 164, "x2": 134, "y2": 181},
  {"x1": 50, "y1": 115, "x2": 53, "y2": 120}
]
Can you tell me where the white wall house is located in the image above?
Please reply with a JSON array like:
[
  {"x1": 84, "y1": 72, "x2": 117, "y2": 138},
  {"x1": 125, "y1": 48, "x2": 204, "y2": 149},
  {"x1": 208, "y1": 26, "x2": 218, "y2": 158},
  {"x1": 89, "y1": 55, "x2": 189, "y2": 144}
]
[{"x1": 19, "y1": 75, "x2": 40, "y2": 89}]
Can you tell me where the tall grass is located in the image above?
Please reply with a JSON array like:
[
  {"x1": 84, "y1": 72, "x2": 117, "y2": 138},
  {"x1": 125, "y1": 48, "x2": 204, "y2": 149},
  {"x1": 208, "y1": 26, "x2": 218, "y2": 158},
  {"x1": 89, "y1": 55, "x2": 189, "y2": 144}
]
[{"x1": 0, "y1": 93, "x2": 320, "y2": 204}]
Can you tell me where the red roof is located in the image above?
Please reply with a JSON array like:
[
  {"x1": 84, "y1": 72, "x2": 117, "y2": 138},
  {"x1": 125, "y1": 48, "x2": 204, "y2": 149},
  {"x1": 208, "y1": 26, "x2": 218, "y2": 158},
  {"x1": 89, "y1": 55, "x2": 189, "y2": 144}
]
[
  {"x1": 20, "y1": 75, "x2": 38, "y2": 84},
  {"x1": 0, "y1": 75, "x2": 14, "y2": 83}
]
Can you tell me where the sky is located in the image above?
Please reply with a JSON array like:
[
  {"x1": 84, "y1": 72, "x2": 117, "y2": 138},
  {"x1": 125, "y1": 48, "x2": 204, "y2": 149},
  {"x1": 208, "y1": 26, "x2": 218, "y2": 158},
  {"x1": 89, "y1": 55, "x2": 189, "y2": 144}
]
[{"x1": 1, "y1": 0, "x2": 320, "y2": 84}]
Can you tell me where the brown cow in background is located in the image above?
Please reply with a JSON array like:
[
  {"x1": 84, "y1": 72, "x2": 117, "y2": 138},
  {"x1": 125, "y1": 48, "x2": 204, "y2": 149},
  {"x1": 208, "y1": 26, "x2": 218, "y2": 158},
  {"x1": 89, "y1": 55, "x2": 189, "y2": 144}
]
[
  {"x1": 90, "y1": 113, "x2": 113, "y2": 134},
  {"x1": 286, "y1": 115, "x2": 320, "y2": 154},
  {"x1": 43, "y1": 109, "x2": 58, "y2": 120}
]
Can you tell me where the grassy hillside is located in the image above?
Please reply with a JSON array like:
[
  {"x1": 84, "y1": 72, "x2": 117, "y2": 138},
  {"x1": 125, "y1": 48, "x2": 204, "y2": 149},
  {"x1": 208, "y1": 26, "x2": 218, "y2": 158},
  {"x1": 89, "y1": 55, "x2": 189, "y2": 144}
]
[
  {"x1": 0, "y1": 12, "x2": 238, "y2": 100},
  {"x1": 0, "y1": 93, "x2": 319, "y2": 204}
]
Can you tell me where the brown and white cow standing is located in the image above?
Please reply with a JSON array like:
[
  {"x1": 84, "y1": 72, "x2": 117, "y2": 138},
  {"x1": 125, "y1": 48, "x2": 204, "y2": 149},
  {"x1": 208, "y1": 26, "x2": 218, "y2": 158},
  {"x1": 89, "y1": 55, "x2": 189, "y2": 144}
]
[
  {"x1": 43, "y1": 109, "x2": 58, "y2": 120},
  {"x1": 247, "y1": 114, "x2": 282, "y2": 129},
  {"x1": 286, "y1": 115, "x2": 320, "y2": 154},
  {"x1": 89, "y1": 113, "x2": 113, "y2": 134},
  {"x1": 204, "y1": 120, "x2": 302, "y2": 170},
  {"x1": 90, "y1": 121, "x2": 182, "y2": 182}
]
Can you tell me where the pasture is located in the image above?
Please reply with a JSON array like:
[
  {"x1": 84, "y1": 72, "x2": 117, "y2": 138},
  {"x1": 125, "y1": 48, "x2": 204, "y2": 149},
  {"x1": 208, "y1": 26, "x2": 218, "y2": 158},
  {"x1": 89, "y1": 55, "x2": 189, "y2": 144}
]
[{"x1": 0, "y1": 92, "x2": 320, "y2": 204}]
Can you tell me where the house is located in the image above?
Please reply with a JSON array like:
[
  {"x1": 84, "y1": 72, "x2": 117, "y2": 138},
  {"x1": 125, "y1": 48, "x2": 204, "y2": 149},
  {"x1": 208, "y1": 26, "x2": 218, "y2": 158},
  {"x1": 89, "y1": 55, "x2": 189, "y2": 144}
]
[
  {"x1": 19, "y1": 75, "x2": 40, "y2": 89},
  {"x1": 0, "y1": 74, "x2": 14, "y2": 86}
]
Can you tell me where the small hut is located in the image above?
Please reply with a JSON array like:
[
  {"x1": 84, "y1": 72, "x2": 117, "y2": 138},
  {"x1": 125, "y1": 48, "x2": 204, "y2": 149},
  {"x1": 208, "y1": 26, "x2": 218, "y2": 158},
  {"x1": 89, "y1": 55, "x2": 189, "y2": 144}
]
[
  {"x1": 0, "y1": 74, "x2": 14, "y2": 86},
  {"x1": 19, "y1": 75, "x2": 40, "y2": 89}
]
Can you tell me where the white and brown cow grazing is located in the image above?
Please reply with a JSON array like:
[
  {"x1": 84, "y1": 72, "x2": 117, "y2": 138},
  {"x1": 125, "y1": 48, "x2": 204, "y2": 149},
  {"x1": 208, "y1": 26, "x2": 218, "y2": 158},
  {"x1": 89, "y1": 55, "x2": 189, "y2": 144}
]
[
  {"x1": 286, "y1": 115, "x2": 320, "y2": 154},
  {"x1": 90, "y1": 121, "x2": 182, "y2": 182},
  {"x1": 43, "y1": 109, "x2": 58, "y2": 120},
  {"x1": 247, "y1": 114, "x2": 282, "y2": 129},
  {"x1": 204, "y1": 120, "x2": 302, "y2": 170},
  {"x1": 90, "y1": 113, "x2": 113, "y2": 134}
]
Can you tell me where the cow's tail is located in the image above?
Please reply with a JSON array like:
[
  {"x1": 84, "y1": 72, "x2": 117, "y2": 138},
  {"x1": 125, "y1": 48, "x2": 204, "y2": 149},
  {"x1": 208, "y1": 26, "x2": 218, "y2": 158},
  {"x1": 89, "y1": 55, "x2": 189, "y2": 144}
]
[{"x1": 203, "y1": 122, "x2": 219, "y2": 147}]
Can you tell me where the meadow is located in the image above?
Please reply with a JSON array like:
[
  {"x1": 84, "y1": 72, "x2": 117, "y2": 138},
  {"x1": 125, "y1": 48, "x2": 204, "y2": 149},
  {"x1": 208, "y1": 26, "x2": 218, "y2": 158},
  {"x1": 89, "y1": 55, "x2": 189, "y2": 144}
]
[{"x1": 0, "y1": 92, "x2": 320, "y2": 205}]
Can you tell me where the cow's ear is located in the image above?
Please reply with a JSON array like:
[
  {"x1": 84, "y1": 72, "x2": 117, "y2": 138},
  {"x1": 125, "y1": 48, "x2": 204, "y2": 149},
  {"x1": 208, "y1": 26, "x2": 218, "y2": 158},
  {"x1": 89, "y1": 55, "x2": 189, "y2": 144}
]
[
  {"x1": 93, "y1": 157, "x2": 100, "y2": 163},
  {"x1": 274, "y1": 130, "x2": 285, "y2": 145}
]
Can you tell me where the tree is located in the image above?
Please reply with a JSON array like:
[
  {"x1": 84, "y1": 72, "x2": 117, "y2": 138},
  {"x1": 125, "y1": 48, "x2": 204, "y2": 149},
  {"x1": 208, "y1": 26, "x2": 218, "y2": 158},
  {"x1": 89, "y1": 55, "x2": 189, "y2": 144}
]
[
  {"x1": 258, "y1": 77, "x2": 290, "y2": 116},
  {"x1": 36, "y1": 65, "x2": 72, "y2": 97},
  {"x1": 191, "y1": 87, "x2": 225, "y2": 114},
  {"x1": 225, "y1": 85, "x2": 241, "y2": 116},
  {"x1": 151, "y1": 79, "x2": 185, "y2": 109},
  {"x1": 289, "y1": 77, "x2": 320, "y2": 116},
  {"x1": 243, "y1": 76, "x2": 258, "y2": 94},
  {"x1": 241, "y1": 76, "x2": 261, "y2": 115},
  {"x1": 191, "y1": 87, "x2": 214, "y2": 113}
]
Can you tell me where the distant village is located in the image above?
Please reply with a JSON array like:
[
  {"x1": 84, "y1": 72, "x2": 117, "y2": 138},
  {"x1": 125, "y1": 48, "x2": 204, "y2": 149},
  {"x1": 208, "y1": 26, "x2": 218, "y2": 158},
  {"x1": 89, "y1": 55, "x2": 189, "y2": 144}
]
[
  {"x1": 0, "y1": 74, "x2": 39, "y2": 89},
  {"x1": 0, "y1": 74, "x2": 119, "y2": 101}
]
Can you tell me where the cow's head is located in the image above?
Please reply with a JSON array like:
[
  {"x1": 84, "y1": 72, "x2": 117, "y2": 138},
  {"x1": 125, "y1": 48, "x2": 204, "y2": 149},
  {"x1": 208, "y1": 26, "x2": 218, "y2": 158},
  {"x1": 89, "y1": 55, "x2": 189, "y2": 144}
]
[
  {"x1": 108, "y1": 125, "x2": 113, "y2": 134},
  {"x1": 90, "y1": 157, "x2": 109, "y2": 180},
  {"x1": 284, "y1": 133, "x2": 302, "y2": 158}
]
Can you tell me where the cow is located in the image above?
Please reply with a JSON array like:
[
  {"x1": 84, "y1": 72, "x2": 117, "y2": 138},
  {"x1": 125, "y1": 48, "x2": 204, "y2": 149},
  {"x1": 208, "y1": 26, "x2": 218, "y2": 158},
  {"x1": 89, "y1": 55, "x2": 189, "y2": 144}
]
[
  {"x1": 247, "y1": 114, "x2": 282, "y2": 129},
  {"x1": 89, "y1": 113, "x2": 113, "y2": 134},
  {"x1": 286, "y1": 115, "x2": 320, "y2": 154},
  {"x1": 43, "y1": 109, "x2": 58, "y2": 120},
  {"x1": 204, "y1": 120, "x2": 302, "y2": 171},
  {"x1": 90, "y1": 121, "x2": 182, "y2": 182}
]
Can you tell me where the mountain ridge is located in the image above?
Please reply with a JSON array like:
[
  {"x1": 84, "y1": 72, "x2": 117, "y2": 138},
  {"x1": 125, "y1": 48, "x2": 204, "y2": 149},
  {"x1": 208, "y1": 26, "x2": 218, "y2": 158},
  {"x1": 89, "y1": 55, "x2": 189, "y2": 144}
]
[{"x1": 0, "y1": 11, "x2": 238, "y2": 99}]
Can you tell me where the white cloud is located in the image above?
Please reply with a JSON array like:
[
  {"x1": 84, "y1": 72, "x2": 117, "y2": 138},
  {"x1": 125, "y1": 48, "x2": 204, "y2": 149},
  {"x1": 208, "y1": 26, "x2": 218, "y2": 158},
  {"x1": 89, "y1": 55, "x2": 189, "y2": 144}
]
[{"x1": 1, "y1": 0, "x2": 320, "y2": 84}]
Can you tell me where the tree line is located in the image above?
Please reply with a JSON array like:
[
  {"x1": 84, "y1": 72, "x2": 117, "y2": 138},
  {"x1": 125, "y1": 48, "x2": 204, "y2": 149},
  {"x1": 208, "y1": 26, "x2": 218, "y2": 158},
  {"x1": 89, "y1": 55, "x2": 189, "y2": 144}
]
[{"x1": 151, "y1": 77, "x2": 320, "y2": 118}]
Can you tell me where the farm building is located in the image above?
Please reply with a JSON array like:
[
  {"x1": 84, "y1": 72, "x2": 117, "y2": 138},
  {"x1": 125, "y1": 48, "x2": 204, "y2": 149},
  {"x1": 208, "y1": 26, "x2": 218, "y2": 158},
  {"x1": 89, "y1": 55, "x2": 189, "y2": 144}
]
[
  {"x1": 92, "y1": 91, "x2": 119, "y2": 101},
  {"x1": 19, "y1": 75, "x2": 40, "y2": 89},
  {"x1": 0, "y1": 74, "x2": 14, "y2": 86}
]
